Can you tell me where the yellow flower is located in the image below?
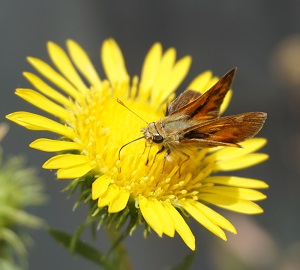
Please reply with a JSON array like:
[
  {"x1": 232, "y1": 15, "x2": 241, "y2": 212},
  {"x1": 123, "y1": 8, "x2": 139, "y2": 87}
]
[{"x1": 6, "y1": 39, "x2": 268, "y2": 250}]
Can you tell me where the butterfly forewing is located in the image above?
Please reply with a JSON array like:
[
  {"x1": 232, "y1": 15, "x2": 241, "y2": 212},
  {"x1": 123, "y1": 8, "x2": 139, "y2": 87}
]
[{"x1": 168, "y1": 68, "x2": 236, "y2": 121}]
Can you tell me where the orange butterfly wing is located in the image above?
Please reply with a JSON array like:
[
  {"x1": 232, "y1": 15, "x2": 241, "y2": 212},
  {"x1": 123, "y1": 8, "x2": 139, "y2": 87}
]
[
  {"x1": 167, "y1": 90, "x2": 202, "y2": 115},
  {"x1": 179, "y1": 112, "x2": 267, "y2": 147},
  {"x1": 168, "y1": 68, "x2": 236, "y2": 121}
]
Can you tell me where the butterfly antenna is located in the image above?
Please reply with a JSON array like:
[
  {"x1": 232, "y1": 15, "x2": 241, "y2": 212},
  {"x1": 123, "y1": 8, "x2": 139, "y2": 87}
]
[
  {"x1": 117, "y1": 99, "x2": 148, "y2": 124},
  {"x1": 118, "y1": 136, "x2": 145, "y2": 160}
]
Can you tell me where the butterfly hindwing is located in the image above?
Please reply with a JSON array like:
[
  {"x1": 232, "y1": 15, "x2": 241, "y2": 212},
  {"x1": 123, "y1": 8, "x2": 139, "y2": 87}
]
[
  {"x1": 167, "y1": 90, "x2": 202, "y2": 116},
  {"x1": 179, "y1": 112, "x2": 267, "y2": 147}
]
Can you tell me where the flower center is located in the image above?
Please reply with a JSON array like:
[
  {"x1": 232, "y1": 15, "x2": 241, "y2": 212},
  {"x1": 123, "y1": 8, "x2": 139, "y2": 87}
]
[{"x1": 70, "y1": 83, "x2": 208, "y2": 203}]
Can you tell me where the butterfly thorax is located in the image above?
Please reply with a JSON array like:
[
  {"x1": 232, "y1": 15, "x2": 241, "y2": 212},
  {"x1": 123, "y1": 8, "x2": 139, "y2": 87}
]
[{"x1": 142, "y1": 120, "x2": 187, "y2": 148}]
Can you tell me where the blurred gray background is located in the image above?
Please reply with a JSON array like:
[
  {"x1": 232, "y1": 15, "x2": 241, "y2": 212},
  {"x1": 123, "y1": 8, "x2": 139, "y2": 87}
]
[{"x1": 1, "y1": 0, "x2": 300, "y2": 269}]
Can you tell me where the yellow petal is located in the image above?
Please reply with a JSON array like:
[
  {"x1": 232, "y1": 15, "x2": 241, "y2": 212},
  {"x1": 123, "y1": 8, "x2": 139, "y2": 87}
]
[
  {"x1": 6, "y1": 112, "x2": 75, "y2": 138},
  {"x1": 204, "y1": 76, "x2": 219, "y2": 92},
  {"x1": 159, "y1": 55, "x2": 192, "y2": 104},
  {"x1": 15, "y1": 89, "x2": 71, "y2": 120},
  {"x1": 23, "y1": 72, "x2": 71, "y2": 106},
  {"x1": 151, "y1": 47, "x2": 176, "y2": 103},
  {"x1": 108, "y1": 189, "x2": 130, "y2": 213},
  {"x1": 203, "y1": 176, "x2": 269, "y2": 189},
  {"x1": 101, "y1": 38, "x2": 129, "y2": 85},
  {"x1": 200, "y1": 193, "x2": 264, "y2": 214},
  {"x1": 187, "y1": 71, "x2": 213, "y2": 92},
  {"x1": 150, "y1": 200, "x2": 175, "y2": 237},
  {"x1": 200, "y1": 186, "x2": 267, "y2": 201},
  {"x1": 220, "y1": 90, "x2": 232, "y2": 114},
  {"x1": 47, "y1": 41, "x2": 88, "y2": 91},
  {"x1": 205, "y1": 138, "x2": 267, "y2": 163},
  {"x1": 213, "y1": 153, "x2": 269, "y2": 171},
  {"x1": 139, "y1": 43, "x2": 162, "y2": 97},
  {"x1": 30, "y1": 138, "x2": 80, "y2": 152},
  {"x1": 57, "y1": 163, "x2": 93, "y2": 179},
  {"x1": 27, "y1": 57, "x2": 79, "y2": 99},
  {"x1": 240, "y1": 137, "x2": 267, "y2": 149},
  {"x1": 164, "y1": 203, "x2": 195, "y2": 250},
  {"x1": 97, "y1": 185, "x2": 119, "y2": 208},
  {"x1": 92, "y1": 175, "x2": 112, "y2": 200},
  {"x1": 139, "y1": 196, "x2": 163, "y2": 237},
  {"x1": 192, "y1": 159, "x2": 214, "y2": 183},
  {"x1": 67, "y1": 40, "x2": 102, "y2": 89},
  {"x1": 43, "y1": 154, "x2": 90, "y2": 169},
  {"x1": 181, "y1": 201, "x2": 227, "y2": 240},
  {"x1": 190, "y1": 201, "x2": 236, "y2": 234}
]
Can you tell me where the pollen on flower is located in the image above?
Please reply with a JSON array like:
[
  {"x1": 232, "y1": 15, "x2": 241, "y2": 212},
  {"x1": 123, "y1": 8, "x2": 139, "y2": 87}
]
[
  {"x1": 6, "y1": 38, "x2": 268, "y2": 251},
  {"x1": 165, "y1": 178, "x2": 171, "y2": 183}
]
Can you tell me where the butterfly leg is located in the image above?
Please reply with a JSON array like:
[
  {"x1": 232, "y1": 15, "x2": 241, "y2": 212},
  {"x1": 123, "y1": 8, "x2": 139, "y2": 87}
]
[
  {"x1": 177, "y1": 150, "x2": 190, "y2": 177},
  {"x1": 161, "y1": 148, "x2": 171, "y2": 175},
  {"x1": 155, "y1": 147, "x2": 170, "y2": 184},
  {"x1": 146, "y1": 146, "x2": 165, "y2": 176},
  {"x1": 145, "y1": 142, "x2": 152, "y2": 166}
]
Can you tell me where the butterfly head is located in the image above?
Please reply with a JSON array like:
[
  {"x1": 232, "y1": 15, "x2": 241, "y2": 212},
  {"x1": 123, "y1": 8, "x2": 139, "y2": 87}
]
[{"x1": 142, "y1": 122, "x2": 165, "y2": 145}]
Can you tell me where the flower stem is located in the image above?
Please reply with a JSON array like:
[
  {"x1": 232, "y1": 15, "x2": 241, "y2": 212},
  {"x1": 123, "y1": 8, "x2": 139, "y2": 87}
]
[{"x1": 104, "y1": 226, "x2": 132, "y2": 270}]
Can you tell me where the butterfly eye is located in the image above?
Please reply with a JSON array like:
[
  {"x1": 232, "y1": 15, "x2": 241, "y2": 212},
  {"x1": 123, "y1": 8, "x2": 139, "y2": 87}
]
[{"x1": 153, "y1": 134, "x2": 164, "y2": 143}]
